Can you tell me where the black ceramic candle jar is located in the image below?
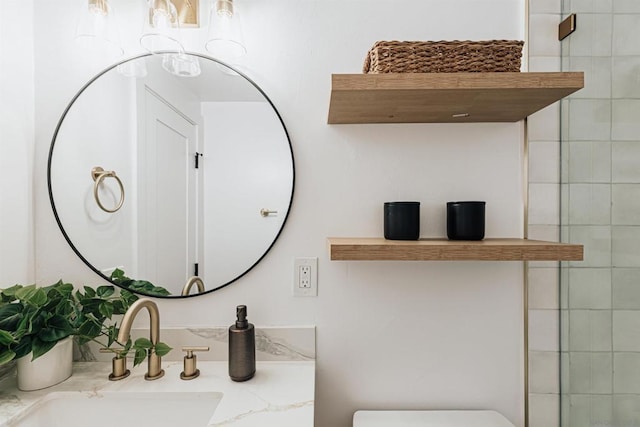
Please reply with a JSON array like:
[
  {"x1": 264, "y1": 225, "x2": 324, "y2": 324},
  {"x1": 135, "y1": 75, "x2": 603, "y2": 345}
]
[
  {"x1": 384, "y1": 201, "x2": 420, "y2": 240},
  {"x1": 447, "y1": 201, "x2": 486, "y2": 240}
]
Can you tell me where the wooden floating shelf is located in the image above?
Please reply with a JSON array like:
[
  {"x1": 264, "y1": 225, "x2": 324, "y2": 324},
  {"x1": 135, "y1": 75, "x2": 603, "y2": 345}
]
[
  {"x1": 328, "y1": 238, "x2": 584, "y2": 261},
  {"x1": 328, "y1": 72, "x2": 584, "y2": 124}
]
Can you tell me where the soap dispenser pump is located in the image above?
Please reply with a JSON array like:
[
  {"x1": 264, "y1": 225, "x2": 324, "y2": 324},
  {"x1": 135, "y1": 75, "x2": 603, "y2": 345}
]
[{"x1": 228, "y1": 305, "x2": 255, "y2": 381}]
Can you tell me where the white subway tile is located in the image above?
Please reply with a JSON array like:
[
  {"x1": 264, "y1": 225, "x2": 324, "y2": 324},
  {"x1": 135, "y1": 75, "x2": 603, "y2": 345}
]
[
  {"x1": 568, "y1": 268, "x2": 611, "y2": 309},
  {"x1": 569, "y1": 352, "x2": 612, "y2": 393},
  {"x1": 529, "y1": 393, "x2": 560, "y2": 427},
  {"x1": 568, "y1": 141, "x2": 611, "y2": 183},
  {"x1": 530, "y1": 141, "x2": 560, "y2": 183},
  {"x1": 568, "y1": 309, "x2": 612, "y2": 351},
  {"x1": 568, "y1": 184, "x2": 611, "y2": 225},
  {"x1": 613, "y1": 310, "x2": 640, "y2": 351},
  {"x1": 568, "y1": 99, "x2": 612, "y2": 141},
  {"x1": 612, "y1": 268, "x2": 640, "y2": 309},
  {"x1": 529, "y1": 183, "x2": 560, "y2": 225},
  {"x1": 614, "y1": 353, "x2": 640, "y2": 393},
  {"x1": 530, "y1": 14, "x2": 562, "y2": 57},
  {"x1": 529, "y1": 102, "x2": 560, "y2": 141},
  {"x1": 612, "y1": 56, "x2": 640, "y2": 99},
  {"x1": 530, "y1": 309, "x2": 560, "y2": 351},
  {"x1": 612, "y1": 184, "x2": 640, "y2": 225},
  {"x1": 612, "y1": 226, "x2": 640, "y2": 267},
  {"x1": 529, "y1": 267, "x2": 560, "y2": 309},
  {"x1": 613, "y1": 15, "x2": 640, "y2": 56},
  {"x1": 530, "y1": 351, "x2": 560, "y2": 393},
  {"x1": 612, "y1": 100, "x2": 640, "y2": 141}
]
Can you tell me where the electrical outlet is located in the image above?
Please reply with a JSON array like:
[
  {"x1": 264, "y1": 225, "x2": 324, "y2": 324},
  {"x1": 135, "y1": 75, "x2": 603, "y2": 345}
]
[
  {"x1": 293, "y1": 257, "x2": 317, "y2": 297},
  {"x1": 299, "y1": 265, "x2": 311, "y2": 288}
]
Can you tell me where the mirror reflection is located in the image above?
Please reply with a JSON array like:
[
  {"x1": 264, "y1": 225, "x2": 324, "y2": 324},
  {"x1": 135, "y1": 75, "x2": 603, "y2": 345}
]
[{"x1": 48, "y1": 53, "x2": 294, "y2": 298}]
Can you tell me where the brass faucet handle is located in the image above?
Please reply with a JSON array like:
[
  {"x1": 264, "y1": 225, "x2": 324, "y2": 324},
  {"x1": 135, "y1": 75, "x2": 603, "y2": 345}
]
[
  {"x1": 100, "y1": 348, "x2": 131, "y2": 381},
  {"x1": 180, "y1": 346, "x2": 210, "y2": 380}
]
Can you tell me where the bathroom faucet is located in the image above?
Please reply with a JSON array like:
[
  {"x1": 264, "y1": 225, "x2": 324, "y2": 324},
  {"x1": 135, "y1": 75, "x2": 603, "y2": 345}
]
[
  {"x1": 181, "y1": 276, "x2": 205, "y2": 296},
  {"x1": 117, "y1": 298, "x2": 165, "y2": 380}
]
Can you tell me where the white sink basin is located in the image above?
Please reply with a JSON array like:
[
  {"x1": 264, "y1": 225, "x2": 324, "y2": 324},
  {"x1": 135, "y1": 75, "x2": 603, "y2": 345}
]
[{"x1": 6, "y1": 391, "x2": 223, "y2": 427}]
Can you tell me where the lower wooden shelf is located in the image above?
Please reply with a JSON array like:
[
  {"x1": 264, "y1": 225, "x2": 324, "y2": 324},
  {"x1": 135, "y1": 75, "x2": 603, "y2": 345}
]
[{"x1": 328, "y1": 237, "x2": 584, "y2": 261}]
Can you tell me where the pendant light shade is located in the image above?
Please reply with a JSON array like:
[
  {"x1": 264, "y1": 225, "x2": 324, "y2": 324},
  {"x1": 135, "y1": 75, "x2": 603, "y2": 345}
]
[
  {"x1": 140, "y1": 0, "x2": 184, "y2": 54},
  {"x1": 75, "y1": 0, "x2": 124, "y2": 58},
  {"x1": 205, "y1": 0, "x2": 246, "y2": 63}
]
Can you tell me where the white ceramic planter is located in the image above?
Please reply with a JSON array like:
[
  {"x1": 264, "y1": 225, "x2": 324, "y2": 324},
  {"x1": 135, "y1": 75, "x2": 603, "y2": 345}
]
[{"x1": 16, "y1": 337, "x2": 73, "y2": 391}]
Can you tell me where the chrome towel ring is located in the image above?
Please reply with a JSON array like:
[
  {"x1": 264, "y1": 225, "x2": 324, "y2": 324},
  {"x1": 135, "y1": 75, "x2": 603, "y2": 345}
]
[{"x1": 91, "y1": 166, "x2": 125, "y2": 213}]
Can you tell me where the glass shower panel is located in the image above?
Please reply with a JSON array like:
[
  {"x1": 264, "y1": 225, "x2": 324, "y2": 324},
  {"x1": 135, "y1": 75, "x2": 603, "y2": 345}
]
[{"x1": 560, "y1": 1, "x2": 640, "y2": 425}]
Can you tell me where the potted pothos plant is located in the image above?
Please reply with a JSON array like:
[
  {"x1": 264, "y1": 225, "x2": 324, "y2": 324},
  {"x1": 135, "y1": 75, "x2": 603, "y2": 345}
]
[{"x1": 0, "y1": 280, "x2": 171, "y2": 389}]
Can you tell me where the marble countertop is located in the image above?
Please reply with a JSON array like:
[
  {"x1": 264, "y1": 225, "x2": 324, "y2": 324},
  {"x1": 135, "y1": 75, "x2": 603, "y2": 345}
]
[{"x1": 0, "y1": 361, "x2": 315, "y2": 426}]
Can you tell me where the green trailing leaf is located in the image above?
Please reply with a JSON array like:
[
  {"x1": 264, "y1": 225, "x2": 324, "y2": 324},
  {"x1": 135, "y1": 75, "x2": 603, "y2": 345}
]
[
  {"x1": 134, "y1": 337, "x2": 153, "y2": 349},
  {"x1": 29, "y1": 288, "x2": 48, "y2": 307},
  {"x1": 79, "y1": 297, "x2": 102, "y2": 313},
  {"x1": 0, "y1": 329, "x2": 17, "y2": 345},
  {"x1": 0, "y1": 284, "x2": 22, "y2": 302},
  {"x1": 123, "y1": 338, "x2": 132, "y2": 353},
  {"x1": 98, "y1": 301, "x2": 114, "y2": 319},
  {"x1": 133, "y1": 348, "x2": 147, "y2": 367},
  {"x1": 0, "y1": 303, "x2": 24, "y2": 331},
  {"x1": 126, "y1": 281, "x2": 171, "y2": 296},
  {"x1": 31, "y1": 337, "x2": 57, "y2": 361},
  {"x1": 14, "y1": 312, "x2": 33, "y2": 339},
  {"x1": 0, "y1": 348, "x2": 16, "y2": 366},
  {"x1": 110, "y1": 268, "x2": 126, "y2": 284},
  {"x1": 83, "y1": 286, "x2": 96, "y2": 298},
  {"x1": 121, "y1": 290, "x2": 138, "y2": 306},
  {"x1": 55, "y1": 282, "x2": 74, "y2": 298},
  {"x1": 38, "y1": 315, "x2": 74, "y2": 342},
  {"x1": 106, "y1": 325, "x2": 117, "y2": 347},
  {"x1": 153, "y1": 342, "x2": 172, "y2": 357},
  {"x1": 55, "y1": 299, "x2": 74, "y2": 317},
  {"x1": 13, "y1": 336, "x2": 32, "y2": 359},
  {"x1": 109, "y1": 269, "x2": 171, "y2": 297},
  {"x1": 77, "y1": 319, "x2": 102, "y2": 343},
  {"x1": 15, "y1": 285, "x2": 37, "y2": 302},
  {"x1": 112, "y1": 300, "x2": 125, "y2": 315},
  {"x1": 96, "y1": 286, "x2": 115, "y2": 298}
]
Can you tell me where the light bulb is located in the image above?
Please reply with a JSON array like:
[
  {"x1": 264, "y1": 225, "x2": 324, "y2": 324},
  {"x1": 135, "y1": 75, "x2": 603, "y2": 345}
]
[
  {"x1": 216, "y1": 0, "x2": 234, "y2": 18},
  {"x1": 88, "y1": 0, "x2": 108, "y2": 16},
  {"x1": 140, "y1": 0, "x2": 184, "y2": 54},
  {"x1": 75, "y1": 0, "x2": 123, "y2": 59},
  {"x1": 152, "y1": 9, "x2": 171, "y2": 29}
]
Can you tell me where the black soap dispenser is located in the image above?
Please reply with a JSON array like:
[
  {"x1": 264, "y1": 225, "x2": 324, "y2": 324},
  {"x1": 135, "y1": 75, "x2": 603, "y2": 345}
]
[{"x1": 228, "y1": 305, "x2": 255, "y2": 381}]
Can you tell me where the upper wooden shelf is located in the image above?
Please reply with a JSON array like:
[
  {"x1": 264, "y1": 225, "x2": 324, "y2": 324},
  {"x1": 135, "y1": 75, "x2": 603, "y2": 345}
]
[
  {"x1": 328, "y1": 237, "x2": 584, "y2": 261},
  {"x1": 327, "y1": 72, "x2": 584, "y2": 124}
]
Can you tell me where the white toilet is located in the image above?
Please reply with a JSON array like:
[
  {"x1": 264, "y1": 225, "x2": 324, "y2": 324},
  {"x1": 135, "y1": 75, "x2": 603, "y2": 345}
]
[{"x1": 353, "y1": 410, "x2": 516, "y2": 427}]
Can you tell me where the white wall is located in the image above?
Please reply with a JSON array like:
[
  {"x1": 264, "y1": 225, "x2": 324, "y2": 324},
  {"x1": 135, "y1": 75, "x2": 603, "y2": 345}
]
[
  {"x1": 49, "y1": 71, "x2": 136, "y2": 277},
  {"x1": 27, "y1": 1, "x2": 527, "y2": 426},
  {"x1": 0, "y1": 1, "x2": 35, "y2": 285}
]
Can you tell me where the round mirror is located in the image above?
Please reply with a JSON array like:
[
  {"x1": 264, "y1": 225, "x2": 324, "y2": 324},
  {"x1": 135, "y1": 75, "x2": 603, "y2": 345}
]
[{"x1": 48, "y1": 53, "x2": 294, "y2": 298}]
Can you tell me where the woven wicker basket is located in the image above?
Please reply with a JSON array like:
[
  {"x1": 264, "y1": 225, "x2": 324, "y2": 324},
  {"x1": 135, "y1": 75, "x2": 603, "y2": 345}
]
[{"x1": 363, "y1": 40, "x2": 524, "y2": 74}]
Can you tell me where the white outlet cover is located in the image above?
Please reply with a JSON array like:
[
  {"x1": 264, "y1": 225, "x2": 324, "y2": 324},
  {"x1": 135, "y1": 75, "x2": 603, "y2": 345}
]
[{"x1": 293, "y1": 257, "x2": 318, "y2": 297}]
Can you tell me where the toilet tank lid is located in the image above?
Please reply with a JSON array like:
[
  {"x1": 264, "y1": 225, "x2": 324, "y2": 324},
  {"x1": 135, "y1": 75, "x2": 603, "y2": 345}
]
[{"x1": 353, "y1": 410, "x2": 515, "y2": 427}]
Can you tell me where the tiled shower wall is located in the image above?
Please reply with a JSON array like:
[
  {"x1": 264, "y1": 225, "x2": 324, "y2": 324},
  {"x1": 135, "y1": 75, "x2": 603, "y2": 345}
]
[
  {"x1": 560, "y1": 0, "x2": 640, "y2": 426},
  {"x1": 530, "y1": 0, "x2": 640, "y2": 426}
]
